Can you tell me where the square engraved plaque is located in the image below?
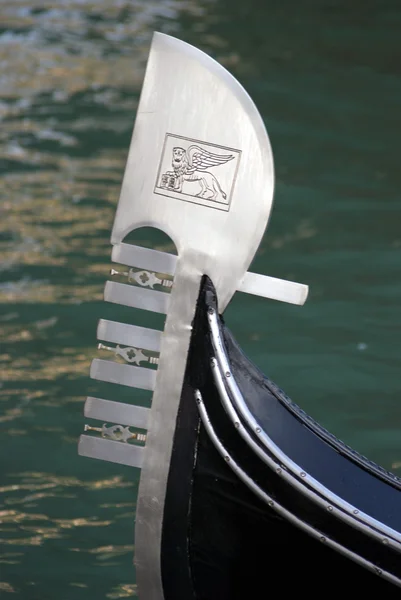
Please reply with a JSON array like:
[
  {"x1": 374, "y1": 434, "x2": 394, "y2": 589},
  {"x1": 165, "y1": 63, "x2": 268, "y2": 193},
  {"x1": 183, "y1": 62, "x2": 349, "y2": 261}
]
[{"x1": 154, "y1": 133, "x2": 241, "y2": 212}]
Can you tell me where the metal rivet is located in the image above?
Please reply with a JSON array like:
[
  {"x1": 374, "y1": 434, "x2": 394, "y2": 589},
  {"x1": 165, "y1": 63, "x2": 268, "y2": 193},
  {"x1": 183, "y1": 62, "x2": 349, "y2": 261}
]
[
  {"x1": 276, "y1": 468, "x2": 282, "y2": 474},
  {"x1": 268, "y1": 501, "x2": 274, "y2": 507},
  {"x1": 353, "y1": 510, "x2": 359, "y2": 515},
  {"x1": 382, "y1": 538, "x2": 389, "y2": 545},
  {"x1": 320, "y1": 536, "x2": 326, "y2": 542},
  {"x1": 255, "y1": 427, "x2": 261, "y2": 434},
  {"x1": 225, "y1": 456, "x2": 230, "y2": 462},
  {"x1": 208, "y1": 307, "x2": 214, "y2": 315},
  {"x1": 234, "y1": 422, "x2": 240, "y2": 428},
  {"x1": 225, "y1": 371, "x2": 231, "y2": 378},
  {"x1": 327, "y1": 505, "x2": 333, "y2": 512},
  {"x1": 375, "y1": 568, "x2": 382, "y2": 576},
  {"x1": 300, "y1": 472, "x2": 306, "y2": 478}
]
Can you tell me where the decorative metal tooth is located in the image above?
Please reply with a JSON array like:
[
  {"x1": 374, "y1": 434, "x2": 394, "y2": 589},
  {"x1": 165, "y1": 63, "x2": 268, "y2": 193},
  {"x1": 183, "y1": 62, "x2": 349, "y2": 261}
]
[
  {"x1": 84, "y1": 396, "x2": 150, "y2": 430},
  {"x1": 97, "y1": 342, "x2": 159, "y2": 366},
  {"x1": 90, "y1": 358, "x2": 157, "y2": 390},
  {"x1": 110, "y1": 268, "x2": 173, "y2": 289},
  {"x1": 84, "y1": 423, "x2": 146, "y2": 443},
  {"x1": 111, "y1": 243, "x2": 177, "y2": 275},
  {"x1": 78, "y1": 434, "x2": 144, "y2": 468},
  {"x1": 97, "y1": 319, "x2": 162, "y2": 353},
  {"x1": 104, "y1": 281, "x2": 170, "y2": 314},
  {"x1": 238, "y1": 271, "x2": 309, "y2": 306}
]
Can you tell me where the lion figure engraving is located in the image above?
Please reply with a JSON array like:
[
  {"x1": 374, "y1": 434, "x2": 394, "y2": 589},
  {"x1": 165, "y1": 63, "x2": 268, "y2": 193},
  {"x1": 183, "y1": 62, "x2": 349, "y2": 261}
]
[{"x1": 161, "y1": 144, "x2": 234, "y2": 201}]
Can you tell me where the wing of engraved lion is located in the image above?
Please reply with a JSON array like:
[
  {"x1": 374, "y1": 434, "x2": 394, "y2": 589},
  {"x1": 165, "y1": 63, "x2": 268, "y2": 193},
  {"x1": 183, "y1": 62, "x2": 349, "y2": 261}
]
[{"x1": 186, "y1": 145, "x2": 234, "y2": 174}]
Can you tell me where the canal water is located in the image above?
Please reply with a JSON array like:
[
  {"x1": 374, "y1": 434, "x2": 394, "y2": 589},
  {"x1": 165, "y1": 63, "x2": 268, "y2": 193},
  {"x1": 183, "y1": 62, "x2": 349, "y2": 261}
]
[{"x1": 1, "y1": 1, "x2": 400, "y2": 597}]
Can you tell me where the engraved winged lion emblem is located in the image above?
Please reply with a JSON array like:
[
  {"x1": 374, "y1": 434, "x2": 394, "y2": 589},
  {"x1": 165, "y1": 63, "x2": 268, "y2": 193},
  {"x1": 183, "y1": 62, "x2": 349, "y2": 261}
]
[{"x1": 161, "y1": 145, "x2": 234, "y2": 201}]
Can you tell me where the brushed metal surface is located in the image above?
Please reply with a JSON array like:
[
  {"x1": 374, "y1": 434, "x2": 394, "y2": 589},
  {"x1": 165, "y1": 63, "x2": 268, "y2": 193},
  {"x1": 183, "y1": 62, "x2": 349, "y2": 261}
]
[
  {"x1": 111, "y1": 32, "x2": 274, "y2": 312},
  {"x1": 238, "y1": 271, "x2": 309, "y2": 305},
  {"x1": 112, "y1": 243, "x2": 177, "y2": 274},
  {"x1": 97, "y1": 319, "x2": 162, "y2": 352},
  {"x1": 84, "y1": 396, "x2": 150, "y2": 430},
  {"x1": 90, "y1": 358, "x2": 156, "y2": 390},
  {"x1": 78, "y1": 434, "x2": 144, "y2": 468},
  {"x1": 104, "y1": 281, "x2": 170, "y2": 314}
]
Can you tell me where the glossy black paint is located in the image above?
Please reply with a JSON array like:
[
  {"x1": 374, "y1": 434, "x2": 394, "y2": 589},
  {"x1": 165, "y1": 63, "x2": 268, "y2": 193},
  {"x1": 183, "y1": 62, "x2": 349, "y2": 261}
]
[
  {"x1": 223, "y1": 328, "x2": 401, "y2": 527},
  {"x1": 161, "y1": 277, "x2": 401, "y2": 599}
]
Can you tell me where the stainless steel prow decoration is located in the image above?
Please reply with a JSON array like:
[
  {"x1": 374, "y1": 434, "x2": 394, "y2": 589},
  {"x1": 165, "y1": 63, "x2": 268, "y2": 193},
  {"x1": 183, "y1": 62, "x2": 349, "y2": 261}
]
[{"x1": 78, "y1": 31, "x2": 309, "y2": 600}]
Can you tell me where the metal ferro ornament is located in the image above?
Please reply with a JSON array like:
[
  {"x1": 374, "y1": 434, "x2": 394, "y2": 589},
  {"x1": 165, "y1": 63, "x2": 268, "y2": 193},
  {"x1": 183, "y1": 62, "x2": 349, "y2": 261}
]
[{"x1": 78, "y1": 32, "x2": 308, "y2": 600}]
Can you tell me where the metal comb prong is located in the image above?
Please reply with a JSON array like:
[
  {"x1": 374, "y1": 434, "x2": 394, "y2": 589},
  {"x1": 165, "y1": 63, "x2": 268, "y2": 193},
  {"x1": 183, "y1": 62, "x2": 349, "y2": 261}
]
[
  {"x1": 104, "y1": 281, "x2": 170, "y2": 314},
  {"x1": 78, "y1": 435, "x2": 144, "y2": 468},
  {"x1": 84, "y1": 396, "x2": 150, "y2": 430},
  {"x1": 90, "y1": 359, "x2": 157, "y2": 390},
  {"x1": 238, "y1": 272, "x2": 309, "y2": 306},
  {"x1": 97, "y1": 320, "x2": 162, "y2": 353},
  {"x1": 111, "y1": 243, "x2": 177, "y2": 275}
]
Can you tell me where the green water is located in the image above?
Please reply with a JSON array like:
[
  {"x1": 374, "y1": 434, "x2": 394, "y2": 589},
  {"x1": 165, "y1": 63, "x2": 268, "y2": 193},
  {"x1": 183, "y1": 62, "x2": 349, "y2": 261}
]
[{"x1": 1, "y1": 1, "x2": 400, "y2": 597}]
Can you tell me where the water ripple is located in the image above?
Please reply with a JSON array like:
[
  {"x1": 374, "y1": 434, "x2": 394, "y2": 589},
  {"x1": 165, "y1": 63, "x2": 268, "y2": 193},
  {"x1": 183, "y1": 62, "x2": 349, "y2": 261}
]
[{"x1": 1, "y1": 1, "x2": 401, "y2": 598}]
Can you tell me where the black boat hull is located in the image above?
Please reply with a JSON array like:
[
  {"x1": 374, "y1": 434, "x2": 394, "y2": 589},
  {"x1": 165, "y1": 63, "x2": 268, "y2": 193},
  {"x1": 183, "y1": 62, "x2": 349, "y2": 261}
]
[{"x1": 160, "y1": 277, "x2": 401, "y2": 599}]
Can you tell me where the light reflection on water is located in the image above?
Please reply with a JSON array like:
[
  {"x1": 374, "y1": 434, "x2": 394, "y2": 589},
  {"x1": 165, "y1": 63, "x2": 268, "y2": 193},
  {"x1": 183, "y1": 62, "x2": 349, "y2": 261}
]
[
  {"x1": 1, "y1": 0, "x2": 401, "y2": 597},
  {"x1": 0, "y1": 1, "x2": 193, "y2": 597}
]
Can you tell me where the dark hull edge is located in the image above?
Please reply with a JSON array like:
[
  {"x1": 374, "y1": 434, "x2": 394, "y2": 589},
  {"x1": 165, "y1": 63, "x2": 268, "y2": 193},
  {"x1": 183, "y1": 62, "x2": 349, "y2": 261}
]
[{"x1": 160, "y1": 277, "x2": 401, "y2": 599}]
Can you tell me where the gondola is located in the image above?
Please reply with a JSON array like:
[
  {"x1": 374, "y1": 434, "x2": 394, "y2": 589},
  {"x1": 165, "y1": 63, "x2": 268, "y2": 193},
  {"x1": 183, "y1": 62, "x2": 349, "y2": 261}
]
[{"x1": 78, "y1": 33, "x2": 401, "y2": 599}]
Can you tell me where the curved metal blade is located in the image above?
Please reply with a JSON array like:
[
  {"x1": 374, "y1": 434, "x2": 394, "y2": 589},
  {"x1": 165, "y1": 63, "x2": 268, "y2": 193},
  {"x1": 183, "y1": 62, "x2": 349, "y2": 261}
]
[{"x1": 111, "y1": 31, "x2": 274, "y2": 311}]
